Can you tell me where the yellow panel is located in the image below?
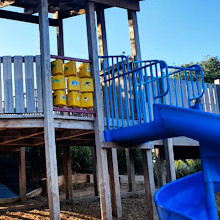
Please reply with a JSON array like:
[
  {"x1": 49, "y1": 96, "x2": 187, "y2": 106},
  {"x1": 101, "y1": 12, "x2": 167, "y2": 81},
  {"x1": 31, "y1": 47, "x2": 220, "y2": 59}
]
[
  {"x1": 52, "y1": 75, "x2": 65, "y2": 91},
  {"x1": 67, "y1": 76, "x2": 80, "y2": 92},
  {"x1": 78, "y1": 63, "x2": 91, "y2": 78},
  {"x1": 80, "y1": 78, "x2": 94, "y2": 93},
  {"x1": 80, "y1": 93, "x2": 93, "y2": 108},
  {"x1": 64, "y1": 61, "x2": 77, "y2": 77},
  {"x1": 67, "y1": 91, "x2": 81, "y2": 108},
  {"x1": 51, "y1": 59, "x2": 63, "y2": 75},
  {"x1": 53, "y1": 90, "x2": 66, "y2": 107}
]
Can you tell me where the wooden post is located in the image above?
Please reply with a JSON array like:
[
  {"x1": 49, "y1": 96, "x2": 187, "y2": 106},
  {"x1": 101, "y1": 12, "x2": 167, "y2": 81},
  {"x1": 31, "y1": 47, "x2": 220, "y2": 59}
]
[
  {"x1": 155, "y1": 147, "x2": 166, "y2": 187},
  {"x1": 19, "y1": 147, "x2": 26, "y2": 203},
  {"x1": 127, "y1": 10, "x2": 142, "y2": 61},
  {"x1": 63, "y1": 146, "x2": 73, "y2": 200},
  {"x1": 97, "y1": 8, "x2": 122, "y2": 218},
  {"x1": 107, "y1": 149, "x2": 122, "y2": 218},
  {"x1": 85, "y1": 2, "x2": 112, "y2": 219},
  {"x1": 142, "y1": 149, "x2": 157, "y2": 220},
  {"x1": 38, "y1": 0, "x2": 60, "y2": 219},
  {"x1": 54, "y1": 11, "x2": 64, "y2": 56},
  {"x1": 125, "y1": 149, "x2": 136, "y2": 192},
  {"x1": 214, "y1": 79, "x2": 220, "y2": 112},
  {"x1": 91, "y1": 146, "x2": 99, "y2": 196},
  {"x1": 164, "y1": 138, "x2": 176, "y2": 182}
]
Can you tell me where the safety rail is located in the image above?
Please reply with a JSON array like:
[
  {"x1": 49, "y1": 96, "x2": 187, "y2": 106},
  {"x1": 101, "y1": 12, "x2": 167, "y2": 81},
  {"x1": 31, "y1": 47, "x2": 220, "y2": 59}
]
[{"x1": 99, "y1": 56, "x2": 205, "y2": 130}]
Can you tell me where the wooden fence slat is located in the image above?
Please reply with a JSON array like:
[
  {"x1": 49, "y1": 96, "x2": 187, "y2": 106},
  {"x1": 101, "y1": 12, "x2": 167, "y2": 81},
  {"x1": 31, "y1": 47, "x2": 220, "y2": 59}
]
[
  {"x1": 208, "y1": 84, "x2": 216, "y2": 114},
  {"x1": 24, "y1": 56, "x2": 36, "y2": 113},
  {"x1": 213, "y1": 84, "x2": 220, "y2": 114},
  {"x1": 35, "y1": 56, "x2": 43, "y2": 113},
  {"x1": 204, "y1": 84, "x2": 211, "y2": 113},
  {"x1": 14, "y1": 56, "x2": 25, "y2": 113},
  {"x1": 3, "y1": 56, "x2": 14, "y2": 113},
  {"x1": 0, "y1": 58, "x2": 3, "y2": 113}
]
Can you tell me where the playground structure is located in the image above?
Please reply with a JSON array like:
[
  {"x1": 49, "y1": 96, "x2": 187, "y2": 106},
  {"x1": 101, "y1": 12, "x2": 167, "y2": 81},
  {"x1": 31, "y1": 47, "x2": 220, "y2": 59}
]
[{"x1": 0, "y1": 0, "x2": 220, "y2": 220}]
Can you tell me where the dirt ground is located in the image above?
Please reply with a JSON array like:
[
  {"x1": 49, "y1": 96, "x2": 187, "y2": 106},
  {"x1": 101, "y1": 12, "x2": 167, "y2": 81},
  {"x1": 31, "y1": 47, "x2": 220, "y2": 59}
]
[{"x1": 0, "y1": 183, "x2": 220, "y2": 219}]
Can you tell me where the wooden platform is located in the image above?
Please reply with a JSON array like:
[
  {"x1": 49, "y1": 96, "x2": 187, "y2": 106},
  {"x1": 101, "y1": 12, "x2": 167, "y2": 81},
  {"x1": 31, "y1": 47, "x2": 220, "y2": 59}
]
[{"x1": 0, "y1": 115, "x2": 95, "y2": 150}]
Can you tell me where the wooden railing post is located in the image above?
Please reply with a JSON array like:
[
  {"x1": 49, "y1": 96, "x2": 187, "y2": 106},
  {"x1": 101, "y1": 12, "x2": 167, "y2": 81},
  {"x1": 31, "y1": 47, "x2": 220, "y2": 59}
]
[
  {"x1": 38, "y1": 0, "x2": 60, "y2": 219},
  {"x1": 85, "y1": 2, "x2": 112, "y2": 219}
]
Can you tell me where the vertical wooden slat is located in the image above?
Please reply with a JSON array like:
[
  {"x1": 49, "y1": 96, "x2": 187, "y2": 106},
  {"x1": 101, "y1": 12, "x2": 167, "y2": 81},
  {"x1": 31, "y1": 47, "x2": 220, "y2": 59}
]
[
  {"x1": 0, "y1": 58, "x2": 3, "y2": 113},
  {"x1": 39, "y1": 0, "x2": 61, "y2": 219},
  {"x1": 3, "y1": 56, "x2": 14, "y2": 113},
  {"x1": 208, "y1": 84, "x2": 216, "y2": 113},
  {"x1": 86, "y1": 2, "x2": 112, "y2": 220},
  {"x1": 24, "y1": 56, "x2": 36, "y2": 113},
  {"x1": 204, "y1": 84, "x2": 211, "y2": 113},
  {"x1": 35, "y1": 56, "x2": 43, "y2": 113},
  {"x1": 213, "y1": 84, "x2": 220, "y2": 114},
  {"x1": 19, "y1": 147, "x2": 26, "y2": 202},
  {"x1": 14, "y1": 56, "x2": 25, "y2": 113}
]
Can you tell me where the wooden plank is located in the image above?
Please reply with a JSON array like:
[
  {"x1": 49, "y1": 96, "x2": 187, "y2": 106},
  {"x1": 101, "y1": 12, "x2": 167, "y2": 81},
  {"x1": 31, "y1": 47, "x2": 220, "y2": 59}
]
[
  {"x1": 19, "y1": 147, "x2": 27, "y2": 203},
  {"x1": 0, "y1": 58, "x2": 3, "y2": 113},
  {"x1": 141, "y1": 149, "x2": 157, "y2": 220},
  {"x1": 3, "y1": 56, "x2": 14, "y2": 113},
  {"x1": 214, "y1": 80, "x2": 220, "y2": 114},
  {"x1": 91, "y1": 0, "x2": 140, "y2": 11},
  {"x1": 63, "y1": 146, "x2": 73, "y2": 200},
  {"x1": 164, "y1": 138, "x2": 176, "y2": 182},
  {"x1": 35, "y1": 56, "x2": 43, "y2": 113},
  {"x1": 208, "y1": 84, "x2": 217, "y2": 114},
  {"x1": 0, "y1": 9, "x2": 58, "y2": 26},
  {"x1": 107, "y1": 149, "x2": 122, "y2": 218},
  {"x1": 24, "y1": 56, "x2": 36, "y2": 113},
  {"x1": 127, "y1": 10, "x2": 141, "y2": 61},
  {"x1": 155, "y1": 147, "x2": 166, "y2": 187},
  {"x1": 91, "y1": 146, "x2": 99, "y2": 196},
  {"x1": 14, "y1": 56, "x2": 25, "y2": 113},
  {"x1": 204, "y1": 83, "x2": 211, "y2": 112},
  {"x1": 39, "y1": 0, "x2": 61, "y2": 219},
  {"x1": 85, "y1": 2, "x2": 112, "y2": 219},
  {"x1": 125, "y1": 149, "x2": 136, "y2": 192}
]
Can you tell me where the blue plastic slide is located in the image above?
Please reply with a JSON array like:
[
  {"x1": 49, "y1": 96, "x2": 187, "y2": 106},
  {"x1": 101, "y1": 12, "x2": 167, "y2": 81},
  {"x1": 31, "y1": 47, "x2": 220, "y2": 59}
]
[
  {"x1": 105, "y1": 104, "x2": 220, "y2": 219},
  {"x1": 0, "y1": 183, "x2": 18, "y2": 199}
]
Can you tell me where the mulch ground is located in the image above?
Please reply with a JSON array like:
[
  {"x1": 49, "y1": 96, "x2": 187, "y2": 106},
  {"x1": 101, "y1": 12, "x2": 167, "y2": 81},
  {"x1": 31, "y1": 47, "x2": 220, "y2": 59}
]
[{"x1": 0, "y1": 183, "x2": 220, "y2": 219}]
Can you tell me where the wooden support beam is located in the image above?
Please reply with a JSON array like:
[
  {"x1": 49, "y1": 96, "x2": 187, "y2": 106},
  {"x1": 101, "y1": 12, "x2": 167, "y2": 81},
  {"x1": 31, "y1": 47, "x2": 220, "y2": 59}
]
[
  {"x1": 91, "y1": 0, "x2": 140, "y2": 11},
  {"x1": 155, "y1": 147, "x2": 166, "y2": 187},
  {"x1": 142, "y1": 149, "x2": 157, "y2": 220},
  {"x1": 63, "y1": 146, "x2": 73, "y2": 200},
  {"x1": 214, "y1": 79, "x2": 220, "y2": 112},
  {"x1": 86, "y1": 2, "x2": 112, "y2": 219},
  {"x1": 91, "y1": 146, "x2": 99, "y2": 196},
  {"x1": 128, "y1": 10, "x2": 142, "y2": 61},
  {"x1": 107, "y1": 148, "x2": 122, "y2": 218},
  {"x1": 97, "y1": 8, "x2": 122, "y2": 219},
  {"x1": 38, "y1": 0, "x2": 61, "y2": 219},
  {"x1": 0, "y1": 9, "x2": 58, "y2": 26},
  {"x1": 19, "y1": 147, "x2": 26, "y2": 203},
  {"x1": 125, "y1": 149, "x2": 136, "y2": 192},
  {"x1": 164, "y1": 138, "x2": 176, "y2": 182}
]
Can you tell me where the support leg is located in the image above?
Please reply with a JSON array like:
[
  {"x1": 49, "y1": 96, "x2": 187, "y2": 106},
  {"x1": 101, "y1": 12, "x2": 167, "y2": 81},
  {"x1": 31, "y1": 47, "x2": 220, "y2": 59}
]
[
  {"x1": 63, "y1": 146, "x2": 73, "y2": 200},
  {"x1": 125, "y1": 149, "x2": 136, "y2": 192},
  {"x1": 164, "y1": 138, "x2": 176, "y2": 182},
  {"x1": 142, "y1": 149, "x2": 157, "y2": 220},
  {"x1": 107, "y1": 148, "x2": 122, "y2": 218},
  {"x1": 155, "y1": 147, "x2": 166, "y2": 187},
  {"x1": 91, "y1": 146, "x2": 99, "y2": 196},
  {"x1": 19, "y1": 147, "x2": 26, "y2": 203}
]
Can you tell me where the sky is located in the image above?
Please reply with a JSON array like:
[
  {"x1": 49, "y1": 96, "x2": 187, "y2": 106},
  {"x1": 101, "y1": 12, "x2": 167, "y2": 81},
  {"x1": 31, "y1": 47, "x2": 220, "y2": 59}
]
[{"x1": 0, "y1": 0, "x2": 219, "y2": 66}]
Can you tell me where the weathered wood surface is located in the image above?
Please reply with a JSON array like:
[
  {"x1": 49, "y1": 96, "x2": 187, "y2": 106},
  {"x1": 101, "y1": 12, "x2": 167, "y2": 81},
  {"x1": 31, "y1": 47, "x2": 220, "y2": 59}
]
[
  {"x1": 86, "y1": 2, "x2": 112, "y2": 220},
  {"x1": 39, "y1": 0, "x2": 60, "y2": 219}
]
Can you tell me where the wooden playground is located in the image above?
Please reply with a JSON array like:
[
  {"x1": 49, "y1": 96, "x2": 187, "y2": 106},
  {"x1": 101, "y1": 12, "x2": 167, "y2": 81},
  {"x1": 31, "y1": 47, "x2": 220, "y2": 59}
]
[{"x1": 0, "y1": 0, "x2": 219, "y2": 220}]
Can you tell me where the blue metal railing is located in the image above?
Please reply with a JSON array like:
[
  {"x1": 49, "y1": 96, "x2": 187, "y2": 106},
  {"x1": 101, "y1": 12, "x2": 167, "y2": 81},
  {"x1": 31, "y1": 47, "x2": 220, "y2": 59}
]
[{"x1": 99, "y1": 56, "x2": 205, "y2": 130}]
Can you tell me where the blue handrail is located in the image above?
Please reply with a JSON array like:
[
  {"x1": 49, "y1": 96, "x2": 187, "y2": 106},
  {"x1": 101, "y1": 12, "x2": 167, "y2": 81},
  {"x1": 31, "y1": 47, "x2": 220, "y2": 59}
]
[{"x1": 99, "y1": 56, "x2": 205, "y2": 130}]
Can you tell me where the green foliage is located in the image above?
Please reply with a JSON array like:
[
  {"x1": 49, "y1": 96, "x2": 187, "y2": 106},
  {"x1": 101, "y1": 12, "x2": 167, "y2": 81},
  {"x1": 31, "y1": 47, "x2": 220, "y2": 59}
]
[
  {"x1": 180, "y1": 56, "x2": 220, "y2": 83},
  {"x1": 175, "y1": 159, "x2": 201, "y2": 179}
]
